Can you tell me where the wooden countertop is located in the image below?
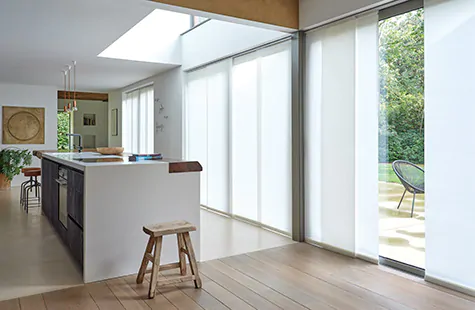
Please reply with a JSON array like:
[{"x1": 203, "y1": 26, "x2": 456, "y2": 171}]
[{"x1": 33, "y1": 150, "x2": 202, "y2": 174}]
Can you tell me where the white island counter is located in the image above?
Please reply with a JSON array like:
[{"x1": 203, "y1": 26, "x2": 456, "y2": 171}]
[{"x1": 38, "y1": 152, "x2": 201, "y2": 283}]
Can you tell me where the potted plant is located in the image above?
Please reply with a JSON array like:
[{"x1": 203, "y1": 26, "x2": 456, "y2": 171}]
[{"x1": 0, "y1": 147, "x2": 32, "y2": 190}]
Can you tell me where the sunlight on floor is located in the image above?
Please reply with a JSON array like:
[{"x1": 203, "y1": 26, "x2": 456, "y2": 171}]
[
  {"x1": 0, "y1": 187, "x2": 294, "y2": 301},
  {"x1": 379, "y1": 181, "x2": 425, "y2": 268}
]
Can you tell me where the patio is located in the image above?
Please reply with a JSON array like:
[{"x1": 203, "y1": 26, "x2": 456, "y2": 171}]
[{"x1": 379, "y1": 181, "x2": 425, "y2": 269}]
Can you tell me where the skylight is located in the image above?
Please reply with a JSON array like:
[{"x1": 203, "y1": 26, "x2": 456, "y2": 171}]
[{"x1": 98, "y1": 9, "x2": 191, "y2": 64}]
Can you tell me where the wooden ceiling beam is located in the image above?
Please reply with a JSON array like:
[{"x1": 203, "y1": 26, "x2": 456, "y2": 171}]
[
  {"x1": 58, "y1": 91, "x2": 108, "y2": 102},
  {"x1": 150, "y1": 0, "x2": 299, "y2": 29}
]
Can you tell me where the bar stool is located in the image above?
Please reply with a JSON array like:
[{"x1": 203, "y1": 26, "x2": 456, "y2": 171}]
[
  {"x1": 136, "y1": 220, "x2": 202, "y2": 299},
  {"x1": 20, "y1": 168, "x2": 41, "y2": 213},
  {"x1": 20, "y1": 167, "x2": 40, "y2": 208}
]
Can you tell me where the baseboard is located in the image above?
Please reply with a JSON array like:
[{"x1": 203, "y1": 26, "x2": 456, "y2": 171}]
[
  {"x1": 356, "y1": 253, "x2": 379, "y2": 264},
  {"x1": 425, "y1": 274, "x2": 475, "y2": 297},
  {"x1": 305, "y1": 239, "x2": 379, "y2": 264}
]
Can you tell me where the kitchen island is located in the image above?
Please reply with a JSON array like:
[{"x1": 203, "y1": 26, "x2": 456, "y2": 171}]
[{"x1": 37, "y1": 151, "x2": 201, "y2": 283}]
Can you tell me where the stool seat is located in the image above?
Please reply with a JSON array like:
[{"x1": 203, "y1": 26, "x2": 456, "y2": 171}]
[
  {"x1": 24, "y1": 170, "x2": 41, "y2": 177},
  {"x1": 143, "y1": 220, "x2": 196, "y2": 237},
  {"x1": 21, "y1": 167, "x2": 41, "y2": 173}
]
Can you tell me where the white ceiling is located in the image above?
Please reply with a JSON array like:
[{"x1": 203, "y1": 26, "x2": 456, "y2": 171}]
[{"x1": 0, "y1": 0, "x2": 179, "y2": 92}]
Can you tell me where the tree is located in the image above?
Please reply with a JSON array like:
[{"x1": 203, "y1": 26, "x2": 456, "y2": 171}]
[
  {"x1": 379, "y1": 9, "x2": 424, "y2": 164},
  {"x1": 57, "y1": 112, "x2": 70, "y2": 150}
]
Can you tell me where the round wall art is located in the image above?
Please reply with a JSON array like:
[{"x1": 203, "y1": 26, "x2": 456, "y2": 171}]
[{"x1": 2, "y1": 106, "x2": 45, "y2": 144}]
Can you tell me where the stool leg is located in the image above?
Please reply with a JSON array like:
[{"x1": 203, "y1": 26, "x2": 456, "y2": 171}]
[
  {"x1": 20, "y1": 181, "x2": 25, "y2": 207},
  {"x1": 149, "y1": 236, "x2": 163, "y2": 299},
  {"x1": 137, "y1": 236, "x2": 155, "y2": 284},
  {"x1": 25, "y1": 185, "x2": 29, "y2": 214},
  {"x1": 177, "y1": 233, "x2": 187, "y2": 276},
  {"x1": 183, "y1": 232, "x2": 202, "y2": 288}
]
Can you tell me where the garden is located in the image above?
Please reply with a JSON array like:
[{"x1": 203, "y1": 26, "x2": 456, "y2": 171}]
[{"x1": 378, "y1": 8, "x2": 425, "y2": 268}]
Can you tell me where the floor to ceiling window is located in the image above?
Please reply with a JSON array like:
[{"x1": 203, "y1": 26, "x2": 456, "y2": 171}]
[
  {"x1": 185, "y1": 41, "x2": 292, "y2": 234},
  {"x1": 122, "y1": 85, "x2": 154, "y2": 154},
  {"x1": 378, "y1": 7, "x2": 425, "y2": 270},
  {"x1": 305, "y1": 14, "x2": 380, "y2": 259},
  {"x1": 185, "y1": 61, "x2": 229, "y2": 213},
  {"x1": 232, "y1": 43, "x2": 292, "y2": 233}
]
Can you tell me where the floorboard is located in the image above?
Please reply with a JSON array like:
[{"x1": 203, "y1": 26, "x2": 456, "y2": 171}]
[
  {"x1": 19, "y1": 294, "x2": 47, "y2": 310},
  {"x1": 0, "y1": 299, "x2": 20, "y2": 310},
  {"x1": 85, "y1": 281, "x2": 125, "y2": 310},
  {"x1": 1, "y1": 243, "x2": 475, "y2": 310}
]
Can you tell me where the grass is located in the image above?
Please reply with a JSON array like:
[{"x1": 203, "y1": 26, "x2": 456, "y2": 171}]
[
  {"x1": 379, "y1": 163, "x2": 401, "y2": 183},
  {"x1": 379, "y1": 163, "x2": 424, "y2": 183}
]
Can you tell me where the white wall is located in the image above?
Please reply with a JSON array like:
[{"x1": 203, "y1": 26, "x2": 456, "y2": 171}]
[
  {"x1": 300, "y1": 0, "x2": 392, "y2": 29},
  {"x1": 0, "y1": 83, "x2": 57, "y2": 186},
  {"x1": 181, "y1": 19, "x2": 288, "y2": 70},
  {"x1": 58, "y1": 99, "x2": 109, "y2": 148},
  {"x1": 113, "y1": 67, "x2": 183, "y2": 158}
]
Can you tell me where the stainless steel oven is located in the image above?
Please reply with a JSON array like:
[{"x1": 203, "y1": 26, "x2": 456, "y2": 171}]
[{"x1": 56, "y1": 167, "x2": 68, "y2": 229}]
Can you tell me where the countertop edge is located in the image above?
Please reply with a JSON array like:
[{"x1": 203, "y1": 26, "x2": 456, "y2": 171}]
[{"x1": 34, "y1": 150, "x2": 202, "y2": 173}]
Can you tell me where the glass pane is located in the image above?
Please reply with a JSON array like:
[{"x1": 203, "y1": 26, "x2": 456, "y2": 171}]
[
  {"x1": 187, "y1": 77, "x2": 208, "y2": 205},
  {"x1": 231, "y1": 60, "x2": 259, "y2": 221},
  {"x1": 259, "y1": 49, "x2": 292, "y2": 232},
  {"x1": 379, "y1": 8, "x2": 425, "y2": 269},
  {"x1": 207, "y1": 68, "x2": 229, "y2": 213}
]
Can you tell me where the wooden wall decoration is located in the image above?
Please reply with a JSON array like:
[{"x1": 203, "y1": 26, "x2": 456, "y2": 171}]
[
  {"x1": 58, "y1": 91, "x2": 108, "y2": 102},
  {"x1": 2, "y1": 106, "x2": 45, "y2": 144}
]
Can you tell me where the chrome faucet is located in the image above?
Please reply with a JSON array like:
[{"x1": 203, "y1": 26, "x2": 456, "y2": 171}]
[{"x1": 66, "y1": 133, "x2": 83, "y2": 153}]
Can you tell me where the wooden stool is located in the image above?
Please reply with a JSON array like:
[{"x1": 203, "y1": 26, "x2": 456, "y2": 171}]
[{"x1": 136, "y1": 220, "x2": 202, "y2": 298}]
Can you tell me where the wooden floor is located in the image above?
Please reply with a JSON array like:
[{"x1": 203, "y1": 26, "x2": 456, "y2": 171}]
[{"x1": 1, "y1": 243, "x2": 474, "y2": 310}]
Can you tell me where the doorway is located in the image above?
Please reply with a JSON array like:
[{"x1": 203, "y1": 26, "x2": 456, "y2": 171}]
[
  {"x1": 378, "y1": 6, "x2": 425, "y2": 271},
  {"x1": 57, "y1": 110, "x2": 71, "y2": 150}
]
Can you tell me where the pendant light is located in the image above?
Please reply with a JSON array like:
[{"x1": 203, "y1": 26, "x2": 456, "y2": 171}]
[
  {"x1": 72, "y1": 61, "x2": 78, "y2": 112},
  {"x1": 62, "y1": 69, "x2": 69, "y2": 113},
  {"x1": 62, "y1": 61, "x2": 78, "y2": 113}
]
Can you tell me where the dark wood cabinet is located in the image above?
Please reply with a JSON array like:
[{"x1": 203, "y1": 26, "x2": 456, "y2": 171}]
[
  {"x1": 41, "y1": 159, "x2": 58, "y2": 225},
  {"x1": 67, "y1": 216, "x2": 83, "y2": 268},
  {"x1": 67, "y1": 169, "x2": 84, "y2": 228},
  {"x1": 41, "y1": 158, "x2": 84, "y2": 269}
]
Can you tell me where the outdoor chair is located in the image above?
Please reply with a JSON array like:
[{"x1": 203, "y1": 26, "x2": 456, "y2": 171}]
[{"x1": 392, "y1": 160, "x2": 425, "y2": 217}]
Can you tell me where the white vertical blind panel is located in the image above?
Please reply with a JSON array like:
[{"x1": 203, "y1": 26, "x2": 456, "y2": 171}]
[
  {"x1": 259, "y1": 48, "x2": 292, "y2": 232},
  {"x1": 305, "y1": 16, "x2": 378, "y2": 255},
  {"x1": 354, "y1": 13, "x2": 379, "y2": 260},
  {"x1": 231, "y1": 60, "x2": 259, "y2": 221},
  {"x1": 131, "y1": 92, "x2": 139, "y2": 154},
  {"x1": 425, "y1": 0, "x2": 475, "y2": 290},
  {"x1": 122, "y1": 87, "x2": 154, "y2": 154},
  {"x1": 305, "y1": 35, "x2": 323, "y2": 242},
  {"x1": 145, "y1": 87, "x2": 154, "y2": 154},
  {"x1": 140, "y1": 86, "x2": 155, "y2": 154},
  {"x1": 186, "y1": 74, "x2": 208, "y2": 205},
  {"x1": 122, "y1": 93, "x2": 132, "y2": 153},
  {"x1": 139, "y1": 89, "x2": 147, "y2": 153},
  {"x1": 206, "y1": 62, "x2": 230, "y2": 213},
  {"x1": 320, "y1": 19, "x2": 356, "y2": 252}
]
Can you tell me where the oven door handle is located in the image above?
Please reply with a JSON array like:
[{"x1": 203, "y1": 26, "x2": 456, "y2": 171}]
[{"x1": 55, "y1": 178, "x2": 68, "y2": 187}]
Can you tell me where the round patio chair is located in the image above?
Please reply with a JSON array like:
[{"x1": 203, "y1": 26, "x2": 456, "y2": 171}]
[{"x1": 392, "y1": 160, "x2": 425, "y2": 218}]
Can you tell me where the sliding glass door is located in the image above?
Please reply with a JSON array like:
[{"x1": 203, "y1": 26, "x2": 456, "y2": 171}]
[
  {"x1": 232, "y1": 43, "x2": 292, "y2": 232},
  {"x1": 185, "y1": 41, "x2": 292, "y2": 234},
  {"x1": 185, "y1": 61, "x2": 229, "y2": 212},
  {"x1": 305, "y1": 14, "x2": 380, "y2": 258}
]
